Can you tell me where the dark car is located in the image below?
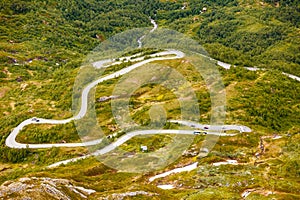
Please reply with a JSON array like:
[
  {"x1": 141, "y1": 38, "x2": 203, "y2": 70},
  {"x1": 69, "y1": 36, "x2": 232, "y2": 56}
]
[
  {"x1": 193, "y1": 131, "x2": 201, "y2": 135},
  {"x1": 32, "y1": 118, "x2": 40, "y2": 122}
]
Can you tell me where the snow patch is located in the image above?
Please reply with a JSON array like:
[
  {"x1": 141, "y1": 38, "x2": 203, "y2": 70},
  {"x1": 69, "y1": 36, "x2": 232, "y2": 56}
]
[
  {"x1": 212, "y1": 160, "x2": 238, "y2": 166},
  {"x1": 149, "y1": 162, "x2": 198, "y2": 182},
  {"x1": 157, "y1": 184, "x2": 174, "y2": 190}
]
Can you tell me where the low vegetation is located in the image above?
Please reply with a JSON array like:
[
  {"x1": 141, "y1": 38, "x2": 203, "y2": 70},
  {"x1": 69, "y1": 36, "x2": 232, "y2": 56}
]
[{"x1": 0, "y1": 0, "x2": 299, "y2": 199}]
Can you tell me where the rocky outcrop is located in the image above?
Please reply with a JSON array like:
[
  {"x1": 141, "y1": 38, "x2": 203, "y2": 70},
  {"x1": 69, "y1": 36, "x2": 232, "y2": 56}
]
[
  {"x1": 0, "y1": 177, "x2": 96, "y2": 200},
  {"x1": 100, "y1": 191, "x2": 159, "y2": 200}
]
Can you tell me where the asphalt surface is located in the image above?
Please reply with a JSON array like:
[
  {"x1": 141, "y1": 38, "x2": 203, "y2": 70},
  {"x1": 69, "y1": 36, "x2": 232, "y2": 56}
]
[
  {"x1": 169, "y1": 120, "x2": 252, "y2": 133},
  {"x1": 5, "y1": 41, "x2": 254, "y2": 169},
  {"x1": 48, "y1": 128, "x2": 243, "y2": 168},
  {"x1": 6, "y1": 50, "x2": 184, "y2": 149},
  {"x1": 11, "y1": 18, "x2": 300, "y2": 169}
]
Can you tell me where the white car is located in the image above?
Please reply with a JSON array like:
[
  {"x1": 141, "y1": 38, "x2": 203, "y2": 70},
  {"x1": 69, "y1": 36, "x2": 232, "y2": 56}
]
[{"x1": 193, "y1": 131, "x2": 207, "y2": 135}]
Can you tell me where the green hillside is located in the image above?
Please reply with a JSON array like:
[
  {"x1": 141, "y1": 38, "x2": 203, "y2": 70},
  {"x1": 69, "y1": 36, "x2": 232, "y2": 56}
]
[{"x1": 0, "y1": 0, "x2": 299, "y2": 199}]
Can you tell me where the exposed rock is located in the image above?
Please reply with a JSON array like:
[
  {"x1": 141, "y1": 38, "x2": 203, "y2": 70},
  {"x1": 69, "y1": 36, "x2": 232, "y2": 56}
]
[
  {"x1": 100, "y1": 191, "x2": 159, "y2": 200},
  {"x1": 0, "y1": 177, "x2": 96, "y2": 199},
  {"x1": 182, "y1": 147, "x2": 198, "y2": 157},
  {"x1": 97, "y1": 95, "x2": 119, "y2": 102}
]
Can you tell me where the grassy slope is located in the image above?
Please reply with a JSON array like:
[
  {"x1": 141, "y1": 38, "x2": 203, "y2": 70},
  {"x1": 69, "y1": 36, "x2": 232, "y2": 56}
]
[
  {"x1": 157, "y1": 0, "x2": 300, "y2": 76},
  {"x1": 0, "y1": 0, "x2": 299, "y2": 199},
  {"x1": 6, "y1": 57, "x2": 299, "y2": 198}
]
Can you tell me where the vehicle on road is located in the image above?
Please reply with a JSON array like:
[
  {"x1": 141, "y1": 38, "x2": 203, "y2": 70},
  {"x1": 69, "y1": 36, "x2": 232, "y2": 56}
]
[
  {"x1": 193, "y1": 131, "x2": 207, "y2": 135},
  {"x1": 32, "y1": 118, "x2": 40, "y2": 122}
]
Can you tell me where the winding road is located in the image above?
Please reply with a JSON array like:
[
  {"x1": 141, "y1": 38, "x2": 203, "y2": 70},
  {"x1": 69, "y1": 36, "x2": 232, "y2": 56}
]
[
  {"x1": 6, "y1": 48, "x2": 243, "y2": 150},
  {"x1": 5, "y1": 18, "x2": 299, "y2": 168},
  {"x1": 6, "y1": 49, "x2": 183, "y2": 149},
  {"x1": 48, "y1": 128, "x2": 241, "y2": 168}
]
